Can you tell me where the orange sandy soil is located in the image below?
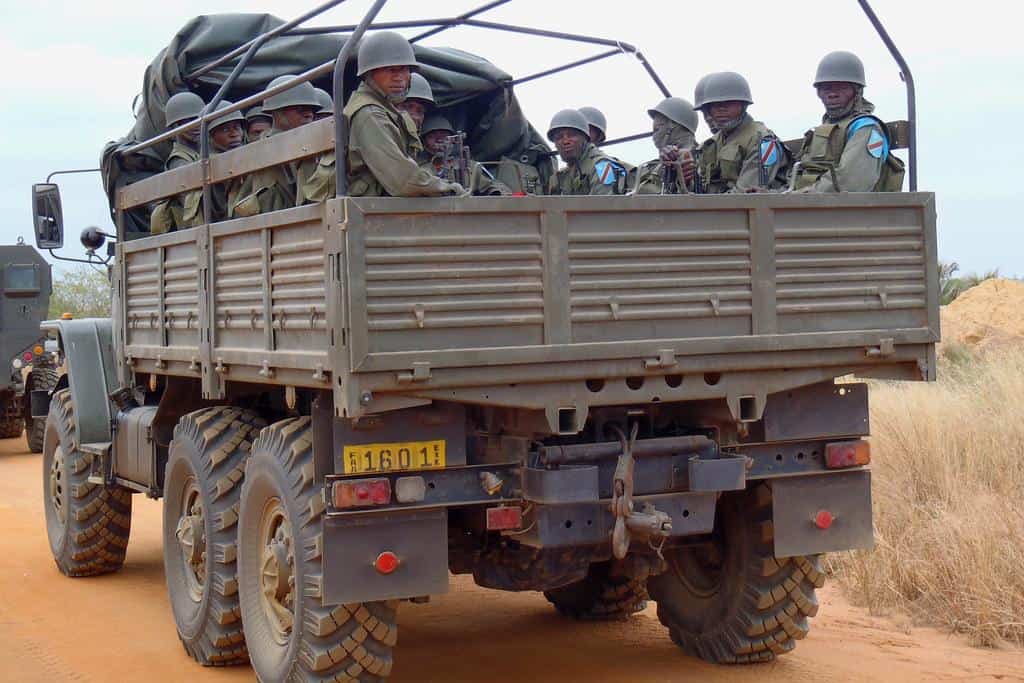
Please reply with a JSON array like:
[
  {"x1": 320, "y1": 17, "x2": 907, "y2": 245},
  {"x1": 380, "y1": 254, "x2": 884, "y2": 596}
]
[{"x1": 1, "y1": 436, "x2": 1022, "y2": 683}]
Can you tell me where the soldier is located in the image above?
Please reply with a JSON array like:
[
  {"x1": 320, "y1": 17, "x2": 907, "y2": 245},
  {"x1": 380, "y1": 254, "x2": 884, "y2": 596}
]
[
  {"x1": 341, "y1": 31, "x2": 463, "y2": 198},
  {"x1": 231, "y1": 75, "x2": 321, "y2": 216},
  {"x1": 547, "y1": 109, "x2": 627, "y2": 196},
  {"x1": 634, "y1": 97, "x2": 699, "y2": 194},
  {"x1": 313, "y1": 88, "x2": 334, "y2": 121},
  {"x1": 579, "y1": 106, "x2": 607, "y2": 145},
  {"x1": 244, "y1": 105, "x2": 272, "y2": 141},
  {"x1": 419, "y1": 115, "x2": 508, "y2": 196},
  {"x1": 397, "y1": 73, "x2": 435, "y2": 133},
  {"x1": 150, "y1": 91, "x2": 204, "y2": 233},
  {"x1": 695, "y1": 71, "x2": 789, "y2": 193},
  {"x1": 791, "y1": 51, "x2": 905, "y2": 192}
]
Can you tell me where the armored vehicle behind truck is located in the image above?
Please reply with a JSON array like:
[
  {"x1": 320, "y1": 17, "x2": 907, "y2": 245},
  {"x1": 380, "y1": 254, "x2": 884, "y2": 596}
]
[
  {"x1": 0, "y1": 241, "x2": 57, "y2": 452},
  {"x1": 31, "y1": 2, "x2": 933, "y2": 680}
]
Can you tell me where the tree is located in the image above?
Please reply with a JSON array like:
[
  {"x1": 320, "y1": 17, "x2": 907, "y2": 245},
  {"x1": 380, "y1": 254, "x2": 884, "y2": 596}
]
[{"x1": 48, "y1": 265, "x2": 111, "y2": 318}]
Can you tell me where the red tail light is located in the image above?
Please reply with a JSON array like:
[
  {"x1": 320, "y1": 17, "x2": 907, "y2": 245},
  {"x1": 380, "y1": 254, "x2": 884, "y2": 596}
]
[
  {"x1": 825, "y1": 440, "x2": 871, "y2": 469},
  {"x1": 333, "y1": 478, "x2": 391, "y2": 509},
  {"x1": 486, "y1": 505, "x2": 523, "y2": 531},
  {"x1": 374, "y1": 551, "x2": 400, "y2": 575}
]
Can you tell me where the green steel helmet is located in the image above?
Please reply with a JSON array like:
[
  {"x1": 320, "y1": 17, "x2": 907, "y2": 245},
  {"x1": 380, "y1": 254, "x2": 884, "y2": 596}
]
[
  {"x1": 546, "y1": 109, "x2": 591, "y2": 142},
  {"x1": 263, "y1": 75, "x2": 322, "y2": 112},
  {"x1": 648, "y1": 97, "x2": 699, "y2": 134},
  {"x1": 313, "y1": 88, "x2": 334, "y2": 115},
  {"x1": 814, "y1": 50, "x2": 866, "y2": 87},
  {"x1": 578, "y1": 106, "x2": 607, "y2": 140},
  {"x1": 165, "y1": 91, "x2": 205, "y2": 127},
  {"x1": 693, "y1": 72, "x2": 717, "y2": 110},
  {"x1": 699, "y1": 71, "x2": 753, "y2": 108},
  {"x1": 421, "y1": 114, "x2": 455, "y2": 137},
  {"x1": 210, "y1": 100, "x2": 245, "y2": 129},
  {"x1": 356, "y1": 31, "x2": 419, "y2": 77},
  {"x1": 244, "y1": 105, "x2": 272, "y2": 122},
  {"x1": 406, "y1": 73, "x2": 435, "y2": 104}
]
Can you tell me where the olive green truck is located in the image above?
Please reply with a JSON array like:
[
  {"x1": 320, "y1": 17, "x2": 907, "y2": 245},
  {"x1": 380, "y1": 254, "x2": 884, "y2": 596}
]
[{"x1": 30, "y1": 3, "x2": 937, "y2": 681}]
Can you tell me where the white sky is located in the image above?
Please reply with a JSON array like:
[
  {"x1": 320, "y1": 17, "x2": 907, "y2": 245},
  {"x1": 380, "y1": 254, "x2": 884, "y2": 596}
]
[{"x1": 1, "y1": 0, "x2": 1021, "y2": 275}]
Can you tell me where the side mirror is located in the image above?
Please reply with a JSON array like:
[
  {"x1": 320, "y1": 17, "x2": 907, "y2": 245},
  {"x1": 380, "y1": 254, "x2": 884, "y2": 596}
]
[{"x1": 31, "y1": 183, "x2": 64, "y2": 250}]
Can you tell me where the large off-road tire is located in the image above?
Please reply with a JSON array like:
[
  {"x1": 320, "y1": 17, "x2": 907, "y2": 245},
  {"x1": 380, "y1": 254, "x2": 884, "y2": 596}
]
[
  {"x1": 0, "y1": 396, "x2": 23, "y2": 438},
  {"x1": 25, "y1": 365, "x2": 59, "y2": 453},
  {"x1": 163, "y1": 406, "x2": 266, "y2": 666},
  {"x1": 648, "y1": 483, "x2": 825, "y2": 663},
  {"x1": 238, "y1": 417, "x2": 398, "y2": 682},
  {"x1": 41, "y1": 389, "x2": 132, "y2": 576},
  {"x1": 544, "y1": 560, "x2": 649, "y2": 620}
]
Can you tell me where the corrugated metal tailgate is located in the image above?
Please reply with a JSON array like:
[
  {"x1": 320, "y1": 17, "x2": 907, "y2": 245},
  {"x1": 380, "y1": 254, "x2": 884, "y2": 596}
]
[
  {"x1": 345, "y1": 194, "x2": 938, "y2": 375},
  {"x1": 123, "y1": 231, "x2": 200, "y2": 354}
]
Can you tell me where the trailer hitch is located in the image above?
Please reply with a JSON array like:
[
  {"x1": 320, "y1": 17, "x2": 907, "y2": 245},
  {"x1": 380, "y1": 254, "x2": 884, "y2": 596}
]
[{"x1": 609, "y1": 424, "x2": 672, "y2": 560}]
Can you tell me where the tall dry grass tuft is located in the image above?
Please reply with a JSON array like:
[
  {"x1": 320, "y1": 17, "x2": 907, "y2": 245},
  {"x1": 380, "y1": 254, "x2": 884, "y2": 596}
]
[{"x1": 830, "y1": 348, "x2": 1024, "y2": 647}]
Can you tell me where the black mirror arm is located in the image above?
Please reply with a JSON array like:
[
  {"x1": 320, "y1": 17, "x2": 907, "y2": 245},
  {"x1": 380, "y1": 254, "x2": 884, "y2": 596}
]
[{"x1": 47, "y1": 249, "x2": 112, "y2": 267}]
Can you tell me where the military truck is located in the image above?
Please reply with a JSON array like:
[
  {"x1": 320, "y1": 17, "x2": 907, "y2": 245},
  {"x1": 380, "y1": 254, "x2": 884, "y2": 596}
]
[
  {"x1": 0, "y1": 241, "x2": 57, "y2": 452},
  {"x1": 32, "y1": 2, "x2": 935, "y2": 680}
]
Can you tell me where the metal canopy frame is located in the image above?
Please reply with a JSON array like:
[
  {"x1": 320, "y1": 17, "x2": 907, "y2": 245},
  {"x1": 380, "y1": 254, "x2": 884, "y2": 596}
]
[{"x1": 117, "y1": 0, "x2": 918, "y2": 225}]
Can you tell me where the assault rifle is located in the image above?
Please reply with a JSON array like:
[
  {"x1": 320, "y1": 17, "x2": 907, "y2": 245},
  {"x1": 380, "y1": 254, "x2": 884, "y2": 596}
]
[{"x1": 440, "y1": 132, "x2": 474, "y2": 192}]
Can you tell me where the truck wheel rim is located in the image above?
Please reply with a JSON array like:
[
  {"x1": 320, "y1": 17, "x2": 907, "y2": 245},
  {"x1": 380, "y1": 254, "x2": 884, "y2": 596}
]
[
  {"x1": 175, "y1": 479, "x2": 207, "y2": 602},
  {"x1": 259, "y1": 497, "x2": 295, "y2": 644},
  {"x1": 667, "y1": 540, "x2": 724, "y2": 598},
  {"x1": 49, "y1": 445, "x2": 67, "y2": 525}
]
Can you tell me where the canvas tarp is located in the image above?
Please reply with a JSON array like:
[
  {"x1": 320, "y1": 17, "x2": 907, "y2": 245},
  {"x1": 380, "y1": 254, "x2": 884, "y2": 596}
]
[{"x1": 101, "y1": 13, "x2": 550, "y2": 235}]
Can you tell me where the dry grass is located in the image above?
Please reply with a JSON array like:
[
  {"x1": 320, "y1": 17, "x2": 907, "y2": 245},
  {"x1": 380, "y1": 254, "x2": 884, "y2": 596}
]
[{"x1": 829, "y1": 346, "x2": 1024, "y2": 647}]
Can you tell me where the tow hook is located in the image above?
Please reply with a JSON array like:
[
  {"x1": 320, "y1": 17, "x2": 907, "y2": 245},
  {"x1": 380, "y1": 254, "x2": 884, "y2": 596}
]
[{"x1": 609, "y1": 424, "x2": 673, "y2": 560}]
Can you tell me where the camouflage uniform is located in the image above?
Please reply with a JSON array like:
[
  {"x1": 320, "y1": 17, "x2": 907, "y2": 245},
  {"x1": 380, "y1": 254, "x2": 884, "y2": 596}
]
[
  {"x1": 549, "y1": 143, "x2": 627, "y2": 196},
  {"x1": 231, "y1": 129, "x2": 297, "y2": 216},
  {"x1": 343, "y1": 82, "x2": 460, "y2": 198},
  {"x1": 697, "y1": 114, "x2": 789, "y2": 193},
  {"x1": 150, "y1": 141, "x2": 199, "y2": 234}
]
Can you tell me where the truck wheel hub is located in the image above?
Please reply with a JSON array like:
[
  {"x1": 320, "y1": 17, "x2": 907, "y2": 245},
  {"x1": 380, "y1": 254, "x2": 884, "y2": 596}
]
[
  {"x1": 49, "y1": 445, "x2": 67, "y2": 524},
  {"x1": 175, "y1": 482, "x2": 207, "y2": 600},
  {"x1": 259, "y1": 499, "x2": 295, "y2": 642}
]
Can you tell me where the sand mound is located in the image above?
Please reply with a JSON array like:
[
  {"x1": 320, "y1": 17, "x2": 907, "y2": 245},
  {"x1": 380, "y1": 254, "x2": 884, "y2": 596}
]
[{"x1": 941, "y1": 278, "x2": 1024, "y2": 350}]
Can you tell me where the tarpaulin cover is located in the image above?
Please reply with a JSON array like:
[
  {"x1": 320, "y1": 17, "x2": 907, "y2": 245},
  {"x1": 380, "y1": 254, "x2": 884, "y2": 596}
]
[{"x1": 101, "y1": 13, "x2": 550, "y2": 235}]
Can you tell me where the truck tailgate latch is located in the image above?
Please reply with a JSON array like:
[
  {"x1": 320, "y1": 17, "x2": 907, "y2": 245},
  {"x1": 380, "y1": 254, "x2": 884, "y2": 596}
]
[
  {"x1": 397, "y1": 361, "x2": 432, "y2": 383},
  {"x1": 866, "y1": 338, "x2": 895, "y2": 358},
  {"x1": 643, "y1": 349, "x2": 677, "y2": 370}
]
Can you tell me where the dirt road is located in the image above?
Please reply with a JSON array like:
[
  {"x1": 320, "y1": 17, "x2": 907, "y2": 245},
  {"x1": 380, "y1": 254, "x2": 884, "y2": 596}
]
[{"x1": 1, "y1": 437, "x2": 1021, "y2": 682}]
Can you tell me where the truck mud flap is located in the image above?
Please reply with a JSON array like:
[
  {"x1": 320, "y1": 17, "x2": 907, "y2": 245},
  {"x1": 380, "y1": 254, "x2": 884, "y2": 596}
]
[
  {"x1": 771, "y1": 470, "x2": 873, "y2": 558},
  {"x1": 322, "y1": 509, "x2": 449, "y2": 605}
]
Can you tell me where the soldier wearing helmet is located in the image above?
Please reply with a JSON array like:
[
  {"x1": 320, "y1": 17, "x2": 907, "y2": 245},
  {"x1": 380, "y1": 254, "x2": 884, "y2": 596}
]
[
  {"x1": 418, "y1": 115, "x2": 509, "y2": 196},
  {"x1": 244, "y1": 105, "x2": 272, "y2": 141},
  {"x1": 694, "y1": 71, "x2": 789, "y2": 193},
  {"x1": 336, "y1": 31, "x2": 463, "y2": 199},
  {"x1": 547, "y1": 109, "x2": 627, "y2": 195},
  {"x1": 232, "y1": 75, "x2": 322, "y2": 216},
  {"x1": 579, "y1": 105, "x2": 635, "y2": 186},
  {"x1": 634, "y1": 97, "x2": 700, "y2": 194},
  {"x1": 397, "y1": 73, "x2": 435, "y2": 133},
  {"x1": 792, "y1": 51, "x2": 905, "y2": 192},
  {"x1": 150, "y1": 91, "x2": 205, "y2": 233},
  {"x1": 313, "y1": 88, "x2": 335, "y2": 121}
]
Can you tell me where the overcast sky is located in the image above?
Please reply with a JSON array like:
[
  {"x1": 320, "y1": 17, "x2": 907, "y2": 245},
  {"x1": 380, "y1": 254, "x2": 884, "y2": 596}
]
[{"x1": 1, "y1": 0, "x2": 1020, "y2": 276}]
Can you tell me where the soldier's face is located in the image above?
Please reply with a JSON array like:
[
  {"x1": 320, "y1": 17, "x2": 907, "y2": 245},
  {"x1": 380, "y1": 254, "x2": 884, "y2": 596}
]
[
  {"x1": 816, "y1": 82, "x2": 857, "y2": 114},
  {"x1": 702, "y1": 110, "x2": 718, "y2": 134},
  {"x1": 211, "y1": 121, "x2": 244, "y2": 152},
  {"x1": 274, "y1": 106, "x2": 316, "y2": 131},
  {"x1": 398, "y1": 100, "x2": 428, "y2": 130},
  {"x1": 589, "y1": 125, "x2": 605, "y2": 145},
  {"x1": 179, "y1": 117, "x2": 200, "y2": 145},
  {"x1": 424, "y1": 130, "x2": 453, "y2": 155},
  {"x1": 552, "y1": 128, "x2": 587, "y2": 162},
  {"x1": 370, "y1": 66, "x2": 412, "y2": 98},
  {"x1": 247, "y1": 118, "x2": 272, "y2": 141},
  {"x1": 708, "y1": 101, "x2": 745, "y2": 130}
]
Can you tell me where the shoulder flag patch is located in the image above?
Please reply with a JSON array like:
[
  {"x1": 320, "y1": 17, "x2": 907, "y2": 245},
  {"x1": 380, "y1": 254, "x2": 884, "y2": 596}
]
[
  {"x1": 594, "y1": 159, "x2": 623, "y2": 185},
  {"x1": 867, "y1": 128, "x2": 887, "y2": 159},
  {"x1": 759, "y1": 138, "x2": 780, "y2": 167}
]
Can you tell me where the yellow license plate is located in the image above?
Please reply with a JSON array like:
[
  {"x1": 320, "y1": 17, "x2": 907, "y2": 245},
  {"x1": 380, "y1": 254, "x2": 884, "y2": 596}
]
[{"x1": 342, "y1": 439, "x2": 446, "y2": 475}]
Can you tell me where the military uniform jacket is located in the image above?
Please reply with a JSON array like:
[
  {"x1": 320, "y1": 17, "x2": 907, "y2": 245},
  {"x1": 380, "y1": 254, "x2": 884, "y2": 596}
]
[
  {"x1": 697, "y1": 115, "x2": 789, "y2": 193},
  {"x1": 793, "y1": 100, "x2": 904, "y2": 193},
  {"x1": 151, "y1": 141, "x2": 199, "y2": 234},
  {"x1": 549, "y1": 143, "x2": 627, "y2": 196},
  {"x1": 344, "y1": 83, "x2": 455, "y2": 198},
  {"x1": 230, "y1": 129, "x2": 296, "y2": 217}
]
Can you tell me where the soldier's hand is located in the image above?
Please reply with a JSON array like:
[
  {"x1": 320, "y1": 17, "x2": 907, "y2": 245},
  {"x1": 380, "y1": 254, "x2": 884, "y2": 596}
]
[
  {"x1": 659, "y1": 145, "x2": 681, "y2": 163},
  {"x1": 445, "y1": 182, "x2": 468, "y2": 196}
]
